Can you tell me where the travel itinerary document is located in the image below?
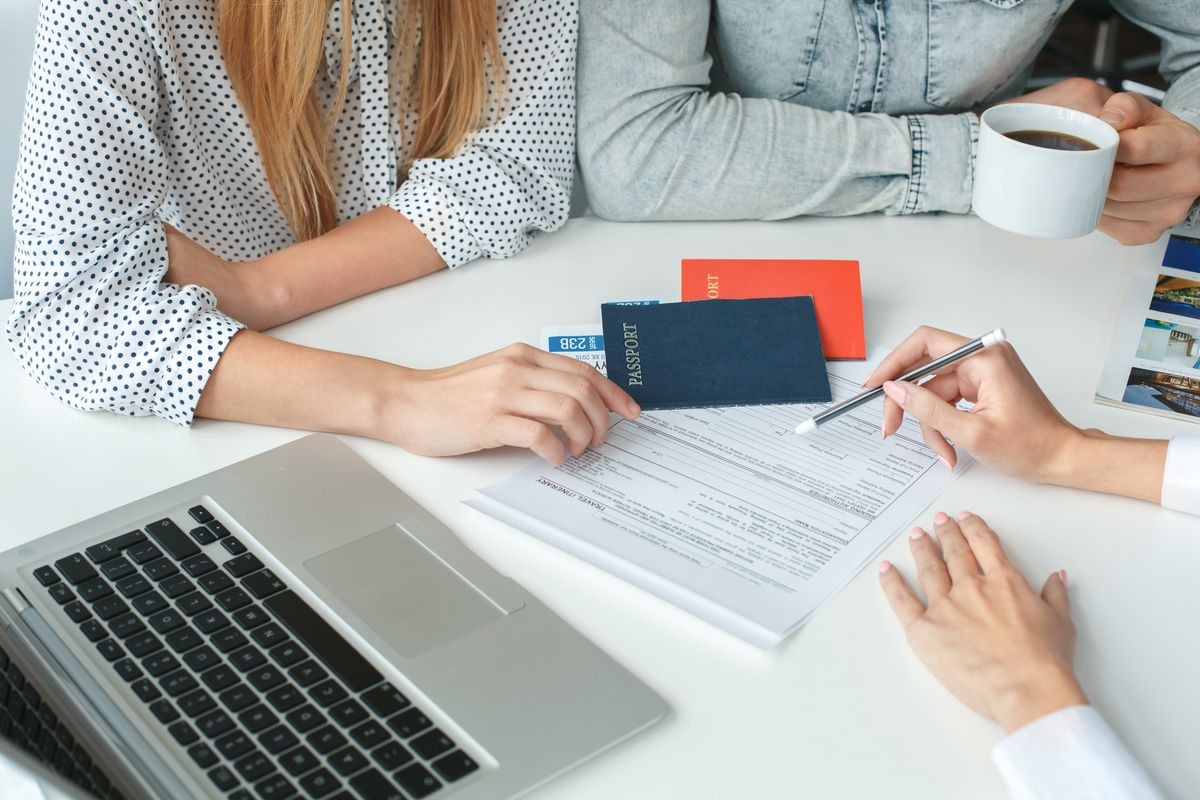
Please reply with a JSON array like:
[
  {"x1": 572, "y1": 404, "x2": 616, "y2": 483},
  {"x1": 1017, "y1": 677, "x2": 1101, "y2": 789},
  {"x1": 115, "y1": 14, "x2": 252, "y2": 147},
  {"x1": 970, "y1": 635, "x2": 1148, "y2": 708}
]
[
  {"x1": 600, "y1": 298, "x2": 832, "y2": 410},
  {"x1": 469, "y1": 350, "x2": 970, "y2": 648},
  {"x1": 1096, "y1": 229, "x2": 1200, "y2": 423}
]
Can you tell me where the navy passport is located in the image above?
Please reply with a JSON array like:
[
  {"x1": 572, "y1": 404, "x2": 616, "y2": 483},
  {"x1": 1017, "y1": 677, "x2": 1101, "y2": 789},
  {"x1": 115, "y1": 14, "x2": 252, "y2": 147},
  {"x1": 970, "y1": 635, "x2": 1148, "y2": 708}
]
[{"x1": 600, "y1": 298, "x2": 832, "y2": 410}]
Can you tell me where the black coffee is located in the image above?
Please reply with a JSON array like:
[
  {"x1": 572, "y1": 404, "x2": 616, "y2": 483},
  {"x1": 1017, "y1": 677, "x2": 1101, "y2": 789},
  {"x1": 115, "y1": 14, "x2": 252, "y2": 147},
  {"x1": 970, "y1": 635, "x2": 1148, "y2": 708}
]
[{"x1": 1003, "y1": 129, "x2": 1098, "y2": 151}]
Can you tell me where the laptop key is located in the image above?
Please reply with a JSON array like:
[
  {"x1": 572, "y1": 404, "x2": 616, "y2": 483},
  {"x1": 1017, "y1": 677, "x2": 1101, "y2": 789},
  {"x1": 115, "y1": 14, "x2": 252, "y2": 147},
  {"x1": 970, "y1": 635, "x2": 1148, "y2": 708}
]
[
  {"x1": 288, "y1": 660, "x2": 327, "y2": 688},
  {"x1": 159, "y1": 574, "x2": 195, "y2": 599},
  {"x1": 349, "y1": 720, "x2": 389, "y2": 750},
  {"x1": 327, "y1": 745, "x2": 368, "y2": 776},
  {"x1": 190, "y1": 526, "x2": 217, "y2": 547},
  {"x1": 92, "y1": 595, "x2": 130, "y2": 621},
  {"x1": 208, "y1": 765, "x2": 239, "y2": 792},
  {"x1": 149, "y1": 699, "x2": 179, "y2": 724},
  {"x1": 146, "y1": 518, "x2": 200, "y2": 561},
  {"x1": 239, "y1": 704, "x2": 278, "y2": 734},
  {"x1": 178, "y1": 690, "x2": 217, "y2": 718},
  {"x1": 278, "y1": 744, "x2": 319, "y2": 776},
  {"x1": 431, "y1": 751, "x2": 479, "y2": 784},
  {"x1": 199, "y1": 612, "x2": 235, "y2": 638},
  {"x1": 247, "y1": 666, "x2": 285, "y2": 693},
  {"x1": 309, "y1": 680, "x2": 347, "y2": 708},
  {"x1": 395, "y1": 763, "x2": 442, "y2": 799},
  {"x1": 410, "y1": 729, "x2": 454, "y2": 760},
  {"x1": 126, "y1": 542, "x2": 162, "y2": 565},
  {"x1": 270, "y1": 643, "x2": 306, "y2": 669},
  {"x1": 188, "y1": 505, "x2": 215, "y2": 524},
  {"x1": 79, "y1": 619, "x2": 107, "y2": 643},
  {"x1": 206, "y1": 520, "x2": 231, "y2": 539},
  {"x1": 263, "y1": 590, "x2": 383, "y2": 692},
  {"x1": 216, "y1": 587, "x2": 252, "y2": 612},
  {"x1": 188, "y1": 741, "x2": 219, "y2": 769},
  {"x1": 202, "y1": 665, "x2": 240, "y2": 692},
  {"x1": 219, "y1": 684, "x2": 257, "y2": 713},
  {"x1": 86, "y1": 531, "x2": 146, "y2": 564},
  {"x1": 100, "y1": 557, "x2": 136, "y2": 582},
  {"x1": 115, "y1": 574, "x2": 152, "y2": 598},
  {"x1": 146, "y1": 609, "x2": 185, "y2": 634},
  {"x1": 233, "y1": 606, "x2": 268, "y2": 629},
  {"x1": 224, "y1": 553, "x2": 264, "y2": 578},
  {"x1": 113, "y1": 658, "x2": 143, "y2": 682},
  {"x1": 371, "y1": 741, "x2": 413, "y2": 771},
  {"x1": 362, "y1": 684, "x2": 410, "y2": 717},
  {"x1": 142, "y1": 650, "x2": 180, "y2": 677},
  {"x1": 160, "y1": 670, "x2": 199, "y2": 697},
  {"x1": 126, "y1": 631, "x2": 163, "y2": 658},
  {"x1": 197, "y1": 709, "x2": 236, "y2": 739},
  {"x1": 63, "y1": 601, "x2": 91, "y2": 624},
  {"x1": 298, "y1": 767, "x2": 340, "y2": 798},
  {"x1": 165, "y1": 626, "x2": 203, "y2": 653},
  {"x1": 54, "y1": 554, "x2": 98, "y2": 586},
  {"x1": 216, "y1": 730, "x2": 255, "y2": 760},
  {"x1": 253, "y1": 773, "x2": 294, "y2": 800},
  {"x1": 183, "y1": 645, "x2": 221, "y2": 672},
  {"x1": 33, "y1": 566, "x2": 60, "y2": 586},
  {"x1": 229, "y1": 791, "x2": 253, "y2": 800},
  {"x1": 222, "y1": 538, "x2": 248, "y2": 556},
  {"x1": 387, "y1": 708, "x2": 431, "y2": 739},
  {"x1": 350, "y1": 769, "x2": 405, "y2": 800},
  {"x1": 76, "y1": 578, "x2": 113, "y2": 603},
  {"x1": 131, "y1": 678, "x2": 160, "y2": 703},
  {"x1": 182, "y1": 554, "x2": 218, "y2": 578},
  {"x1": 177, "y1": 591, "x2": 213, "y2": 616},
  {"x1": 108, "y1": 612, "x2": 145, "y2": 639},
  {"x1": 143, "y1": 558, "x2": 179, "y2": 582},
  {"x1": 170, "y1": 721, "x2": 199, "y2": 746},
  {"x1": 242, "y1": 570, "x2": 285, "y2": 600},
  {"x1": 234, "y1": 750, "x2": 274, "y2": 782},
  {"x1": 250, "y1": 623, "x2": 287, "y2": 650},
  {"x1": 307, "y1": 725, "x2": 346, "y2": 755},
  {"x1": 197, "y1": 571, "x2": 235, "y2": 595},
  {"x1": 132, "y1": 591, "x2": 169, "y2": 616},
  {"x1": 95, "y1": 639, "x2": 124, "y2": 663},
  {"x1": 285, "y1": 704, "x2": 324, "y2": 733},
  {"x1": 255, "y1": 724, "x2": 295, "y2": 758},
  {"x1": 47, "y1": 583, "x2": 75, "y2": 605}
]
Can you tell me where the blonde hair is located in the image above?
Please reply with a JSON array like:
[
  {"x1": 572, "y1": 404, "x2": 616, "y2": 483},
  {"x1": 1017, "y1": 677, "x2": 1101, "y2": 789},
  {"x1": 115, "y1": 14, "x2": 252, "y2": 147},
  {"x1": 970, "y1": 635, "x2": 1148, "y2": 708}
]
[{"x1": 218, "y1": 0, "x2": 502, "y2": 241}]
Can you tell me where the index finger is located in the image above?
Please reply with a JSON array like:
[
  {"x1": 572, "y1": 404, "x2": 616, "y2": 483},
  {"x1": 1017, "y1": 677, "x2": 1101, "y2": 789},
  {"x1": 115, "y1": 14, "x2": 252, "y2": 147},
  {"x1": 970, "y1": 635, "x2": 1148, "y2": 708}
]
[
  {"x1": 863, "y1": 327, "x2": 971, "y2": 389},
  {"x1": 533, "y1": 350, "x2": 641, "y2": 419}
]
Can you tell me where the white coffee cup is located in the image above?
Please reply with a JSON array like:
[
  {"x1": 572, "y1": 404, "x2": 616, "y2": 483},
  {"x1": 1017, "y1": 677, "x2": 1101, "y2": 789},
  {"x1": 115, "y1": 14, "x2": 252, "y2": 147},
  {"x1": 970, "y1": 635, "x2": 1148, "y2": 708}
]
[{"x1": 972, "y1": 103, "x2": 1119, "y2": 238}]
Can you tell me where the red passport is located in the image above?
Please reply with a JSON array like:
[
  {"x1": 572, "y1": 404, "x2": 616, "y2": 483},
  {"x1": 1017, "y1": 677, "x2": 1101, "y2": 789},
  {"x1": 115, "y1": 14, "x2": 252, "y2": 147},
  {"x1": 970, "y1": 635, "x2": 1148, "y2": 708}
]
[{"x1": 681, "y1": 259, "x2": 865, "y2": 360}]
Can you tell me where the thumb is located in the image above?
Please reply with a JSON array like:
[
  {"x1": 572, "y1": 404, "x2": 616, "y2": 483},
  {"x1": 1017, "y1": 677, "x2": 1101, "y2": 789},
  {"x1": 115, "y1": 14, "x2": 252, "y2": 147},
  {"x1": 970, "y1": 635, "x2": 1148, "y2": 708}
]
[
  {"x1": 1098, "y1": 92, "x2": 1155, "y2": 132},
  {"x1": 1041, "y1": 570, "x2": 1071, "y2": 618},
  {"x1": 883, "y1": 380, "x2": 976, "y2": 445}
]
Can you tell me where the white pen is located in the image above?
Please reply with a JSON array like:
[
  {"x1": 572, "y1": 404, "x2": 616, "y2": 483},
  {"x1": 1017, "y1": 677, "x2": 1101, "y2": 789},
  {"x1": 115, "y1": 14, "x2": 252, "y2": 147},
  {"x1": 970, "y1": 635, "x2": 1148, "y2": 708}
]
[{"x1": 794, "y1": 328, "x2": 1007, "y2": 435}]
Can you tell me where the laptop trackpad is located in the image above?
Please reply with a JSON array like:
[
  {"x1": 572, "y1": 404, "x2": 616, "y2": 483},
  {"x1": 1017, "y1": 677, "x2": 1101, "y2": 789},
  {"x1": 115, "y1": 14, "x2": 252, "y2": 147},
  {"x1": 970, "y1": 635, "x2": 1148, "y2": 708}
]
[{"x1": 304, "y1": 524, "x2": 504, "y2": 659}]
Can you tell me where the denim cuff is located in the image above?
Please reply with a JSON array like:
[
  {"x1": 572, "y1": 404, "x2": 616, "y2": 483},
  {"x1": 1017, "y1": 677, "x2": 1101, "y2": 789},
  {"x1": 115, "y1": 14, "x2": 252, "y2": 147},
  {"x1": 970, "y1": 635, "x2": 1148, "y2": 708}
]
[{"x1": 897, "y1": 112, "x2": 977, "y2": 215}]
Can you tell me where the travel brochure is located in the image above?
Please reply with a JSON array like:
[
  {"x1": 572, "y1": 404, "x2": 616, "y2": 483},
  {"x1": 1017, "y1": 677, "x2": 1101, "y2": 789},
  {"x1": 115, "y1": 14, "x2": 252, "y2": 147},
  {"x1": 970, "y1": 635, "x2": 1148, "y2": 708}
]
[{"x1": 1096, "y1": 228, "x2": 1200, "y2": 422}]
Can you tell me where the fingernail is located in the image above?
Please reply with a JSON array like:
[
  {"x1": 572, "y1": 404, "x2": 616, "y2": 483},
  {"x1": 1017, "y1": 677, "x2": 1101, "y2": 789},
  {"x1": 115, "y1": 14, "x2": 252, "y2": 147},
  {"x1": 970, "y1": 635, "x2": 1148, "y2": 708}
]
[
  {"x1": 956, "y1": 511, "x2": 971, "y2": 520},
  {"x1": 1099, "y1": 108, "x2": 1124, "y2": 126},
  {"x1": 938, "y1": 457, "x2": 952, "y2": 471},
  {"x1": 882, "y1": 381, "x2": 909, "y2": 409},
  {"x1": 1058, "y1": 569, "x2": 1068, "y2": 586},
  {"x1": 909, "y1": 527, "x2": 927, "y2": 540},
  {"x1": 879, "y1": 561, "x2": 893, "y2": 573},
  {"x1": 934, "y1": 511, "x2": 950, "y2": 524}
]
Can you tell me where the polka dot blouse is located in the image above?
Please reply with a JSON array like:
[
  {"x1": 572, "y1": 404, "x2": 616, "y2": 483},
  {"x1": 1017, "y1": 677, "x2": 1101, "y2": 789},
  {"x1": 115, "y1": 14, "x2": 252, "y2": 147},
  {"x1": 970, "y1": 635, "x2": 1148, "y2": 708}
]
[{"x1": 6, "y1": 0, "x2": 576, "y2": 425}]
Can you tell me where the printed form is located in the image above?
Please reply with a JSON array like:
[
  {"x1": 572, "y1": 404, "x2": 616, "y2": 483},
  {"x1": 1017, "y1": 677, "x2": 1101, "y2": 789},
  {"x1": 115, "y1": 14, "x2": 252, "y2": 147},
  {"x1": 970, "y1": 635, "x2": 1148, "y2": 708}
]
[{"x1": 470, "y1": 350, "x2": 970, "y2": 647}]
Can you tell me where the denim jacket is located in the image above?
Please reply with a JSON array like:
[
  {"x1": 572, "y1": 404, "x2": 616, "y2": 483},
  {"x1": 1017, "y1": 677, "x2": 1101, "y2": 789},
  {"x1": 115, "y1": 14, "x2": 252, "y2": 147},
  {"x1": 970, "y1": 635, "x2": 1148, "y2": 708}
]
[{"x1": 576, "y1": 0, "x2": 1200, "y2": 221}]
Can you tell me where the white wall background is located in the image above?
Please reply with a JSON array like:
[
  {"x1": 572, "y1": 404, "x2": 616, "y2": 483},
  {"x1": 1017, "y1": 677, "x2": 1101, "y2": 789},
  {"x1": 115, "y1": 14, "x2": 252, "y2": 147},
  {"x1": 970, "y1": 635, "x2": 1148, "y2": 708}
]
[{"x1": 0, "y1": 0, "x2": 39, "y2": 300}]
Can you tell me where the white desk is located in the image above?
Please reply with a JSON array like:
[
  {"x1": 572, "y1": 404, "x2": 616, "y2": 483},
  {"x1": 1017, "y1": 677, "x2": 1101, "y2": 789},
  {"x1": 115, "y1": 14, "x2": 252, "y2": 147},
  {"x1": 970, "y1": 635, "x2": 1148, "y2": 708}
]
[{"x1": 1, "y1": 215, "x2": 1197, "y2": 799}]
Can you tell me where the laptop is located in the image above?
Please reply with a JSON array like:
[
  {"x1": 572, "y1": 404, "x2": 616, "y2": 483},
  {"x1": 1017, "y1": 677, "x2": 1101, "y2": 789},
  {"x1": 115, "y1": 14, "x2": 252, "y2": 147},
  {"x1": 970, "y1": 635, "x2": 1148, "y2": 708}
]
[{"x1": 0, "y1": 434, "x2": 667, "y2": 799}]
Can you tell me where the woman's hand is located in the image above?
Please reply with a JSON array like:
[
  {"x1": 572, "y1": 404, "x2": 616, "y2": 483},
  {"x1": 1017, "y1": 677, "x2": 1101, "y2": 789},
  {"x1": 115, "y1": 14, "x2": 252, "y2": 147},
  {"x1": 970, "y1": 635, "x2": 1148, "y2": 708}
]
[
  {"x1": 879, "y1": 511, "x2": 1086, "y2": 733},
  {"x1": 163, "y1": 225, "x2": 281, "y2": 330},
  {"x1": 863, "y1": 327, "x2": 1079, "y2": 481},
  {"x1": 383, "y1": 343, "x2": 641, "y2": 465}
]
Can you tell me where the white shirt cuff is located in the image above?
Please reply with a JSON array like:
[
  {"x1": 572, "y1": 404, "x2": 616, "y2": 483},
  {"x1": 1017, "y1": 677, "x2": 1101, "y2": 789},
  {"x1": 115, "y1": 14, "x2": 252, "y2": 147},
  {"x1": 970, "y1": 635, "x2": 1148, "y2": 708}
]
[
  {"x1": 992, "y1": 705, "x2": 1164, "y2": 800},
  {"x1": 1162, "y1": 436, "x2": 1200, "y2": 516}
]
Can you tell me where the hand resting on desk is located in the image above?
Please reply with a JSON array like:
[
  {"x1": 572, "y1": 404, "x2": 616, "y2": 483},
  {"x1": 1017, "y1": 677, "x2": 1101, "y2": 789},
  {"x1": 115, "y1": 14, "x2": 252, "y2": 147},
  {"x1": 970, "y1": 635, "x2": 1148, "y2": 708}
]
[{"x1": 864, "y1": 326, "x2": 1168, "y2": 505}]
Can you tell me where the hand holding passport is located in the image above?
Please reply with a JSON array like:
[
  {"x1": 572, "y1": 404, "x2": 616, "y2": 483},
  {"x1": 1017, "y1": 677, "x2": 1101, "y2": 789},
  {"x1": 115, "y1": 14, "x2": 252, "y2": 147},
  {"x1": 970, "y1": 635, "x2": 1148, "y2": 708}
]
[{"x1": 600, "y1": 297, "x2": 833, "y2": 410}]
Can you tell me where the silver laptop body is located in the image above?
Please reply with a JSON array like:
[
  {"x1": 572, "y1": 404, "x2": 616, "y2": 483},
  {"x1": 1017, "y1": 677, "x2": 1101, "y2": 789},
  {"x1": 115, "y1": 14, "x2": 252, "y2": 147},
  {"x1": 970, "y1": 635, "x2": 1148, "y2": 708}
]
[{"x1": 0, "y1": 434, "x2": 667, "y2": 799}]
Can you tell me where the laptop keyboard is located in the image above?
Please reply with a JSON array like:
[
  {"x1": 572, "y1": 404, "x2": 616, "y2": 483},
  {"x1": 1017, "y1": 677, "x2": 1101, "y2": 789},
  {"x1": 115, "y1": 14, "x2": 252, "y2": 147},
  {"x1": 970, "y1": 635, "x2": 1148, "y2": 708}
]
[
  {"x1": 31, "y1": 505, "x2": 480, "y2": 799},
  {"x1": 0, "y1": 641, "x2": 126, "y2": 798}
]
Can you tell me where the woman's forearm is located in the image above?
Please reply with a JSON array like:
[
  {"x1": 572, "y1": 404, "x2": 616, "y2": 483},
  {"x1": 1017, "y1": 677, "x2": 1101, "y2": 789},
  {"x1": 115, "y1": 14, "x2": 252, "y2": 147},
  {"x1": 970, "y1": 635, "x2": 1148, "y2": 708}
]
[
  {"x1": 1048, "y1": 430, "x2": 1168, "y2": 505},
  {"x1": 195, "y1": 330, "x2": 404, "y2": 438}
]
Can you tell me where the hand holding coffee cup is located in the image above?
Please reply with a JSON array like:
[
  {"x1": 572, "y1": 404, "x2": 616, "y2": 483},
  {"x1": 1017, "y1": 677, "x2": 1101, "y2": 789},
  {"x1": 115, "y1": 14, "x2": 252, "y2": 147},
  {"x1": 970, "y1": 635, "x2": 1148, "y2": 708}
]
[{"x1": 972, "y1": 103, "x2": 1119, "y2": 238}]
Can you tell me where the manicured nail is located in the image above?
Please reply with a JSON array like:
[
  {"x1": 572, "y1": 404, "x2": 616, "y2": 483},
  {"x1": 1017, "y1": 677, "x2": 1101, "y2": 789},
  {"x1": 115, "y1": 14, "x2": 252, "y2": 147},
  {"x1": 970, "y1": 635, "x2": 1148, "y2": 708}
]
[
  {"x1": 956, "y1": 511, "x2": 971, "y2": 520},
  {"x1": 909, "y1": 527, "x2": 927, "y2": 540},
  {"x1": 882, "y1": 381, "x2": 909, "y2": 409},
  {"x1": 879, "y1": 561, "x2": 893, "y2": 573},
  {"x1": 938, "y1": 457, "x2": 952, "y2": 471},
  {"x1": 1058, "y1": 569, "x2": 1068, "y2": 586},
  {"x1": 934, "y1": 511, "x2": 950, "y2": 524},
  {"x1": 1099, "y1": 108, "x2": 1124, "y2": 126}
]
